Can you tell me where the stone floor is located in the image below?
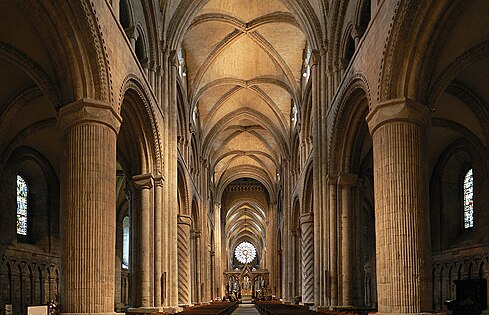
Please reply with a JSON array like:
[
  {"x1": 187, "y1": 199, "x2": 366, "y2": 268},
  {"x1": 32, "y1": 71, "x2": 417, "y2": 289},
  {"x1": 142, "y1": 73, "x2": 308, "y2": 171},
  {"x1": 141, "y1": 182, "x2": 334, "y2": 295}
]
[{"x1": 232, "y1": 304, "x2": 260, "y2": 314}]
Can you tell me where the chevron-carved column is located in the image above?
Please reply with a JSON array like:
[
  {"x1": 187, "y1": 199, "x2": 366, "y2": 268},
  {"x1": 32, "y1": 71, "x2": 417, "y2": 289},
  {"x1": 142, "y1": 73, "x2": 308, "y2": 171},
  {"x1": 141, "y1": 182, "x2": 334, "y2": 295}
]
[
  {"x1": 177, "y1": 214, "x2": 192, "y2": 306},
  {"x1": 366, "y1": 99, "x2": 432, "y2": 313},
  {"x1": 58, "y1": 99, "x2": 121, "y2": 315},
  {"x1": 300, "y1": 213, "x2": 315, "y2": 305}
]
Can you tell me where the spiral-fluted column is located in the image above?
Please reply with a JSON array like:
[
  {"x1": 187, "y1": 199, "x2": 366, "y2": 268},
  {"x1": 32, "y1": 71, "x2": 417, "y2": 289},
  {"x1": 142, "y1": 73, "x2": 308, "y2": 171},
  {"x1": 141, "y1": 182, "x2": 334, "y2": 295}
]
[
  {"x1": 58, "y1": 99, "x2": 121, "y2": 315},
  {"x1": 177, "y1": 214, "x2": 192, "y2": 306},
  {"x1": 366, "y1": 99, "x2": 432, "y2": 314},
  {"x1": 300, "y1": 213, "x2": 315, "y2": 305}
]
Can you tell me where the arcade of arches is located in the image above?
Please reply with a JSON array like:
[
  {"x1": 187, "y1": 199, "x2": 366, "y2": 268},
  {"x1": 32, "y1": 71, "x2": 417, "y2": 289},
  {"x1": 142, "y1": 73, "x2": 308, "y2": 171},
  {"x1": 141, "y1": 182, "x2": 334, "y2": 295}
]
[{"x1": 0, "y1": 0, "x2": 489, "y2": 314}]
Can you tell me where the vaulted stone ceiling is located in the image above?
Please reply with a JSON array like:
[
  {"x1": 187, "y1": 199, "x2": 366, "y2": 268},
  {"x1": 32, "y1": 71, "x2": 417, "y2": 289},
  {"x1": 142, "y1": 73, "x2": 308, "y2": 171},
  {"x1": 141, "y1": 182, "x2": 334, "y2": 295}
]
[{"x1": 182, "y1": 0, "x2": 308, "y2": 191}]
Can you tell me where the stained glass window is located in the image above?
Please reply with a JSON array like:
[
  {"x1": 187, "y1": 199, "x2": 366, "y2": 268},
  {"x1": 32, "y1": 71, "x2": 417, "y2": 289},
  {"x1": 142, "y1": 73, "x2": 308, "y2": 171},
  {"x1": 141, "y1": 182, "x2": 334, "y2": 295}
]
[
  {"x1": 16, "y1": 175, "x2": 28, "y2": 235},
  {"x1": 122, "y1": 216, "x2": 130, "y2": 269},
  {"x1": 463, "y1": 169, "x2": 474, "y2": 228},
  {"x1": 234, "y1": 242, "x2": 256, "y2": 264}
]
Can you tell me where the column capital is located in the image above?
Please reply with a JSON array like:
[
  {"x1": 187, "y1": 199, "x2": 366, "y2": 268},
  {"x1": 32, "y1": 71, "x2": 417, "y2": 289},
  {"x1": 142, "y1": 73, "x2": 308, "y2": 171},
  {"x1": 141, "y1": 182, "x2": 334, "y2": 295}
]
[
  {"x1": 320, "y1": 44, "x2": 328, "y2": 56},
  {"x1": 154, "y1": 175, "x2": 165, "y2": 187},
  {"x1": 337, "y1": 173, "x2": 358, "y2": 187},
  {"x1": 178, "y1": 214, "x2": 192, "y2": 226},
  {"x1": 366, "y1": 98, "x2": 431, "y2": 135},
  {"x1": 169, "y1": 50, "x2": 179, "y2": 68},
  {"x1": 133, "y1": 173, "x2": 154, "y2": 190},
  {"x1": 57, "y1": 98, "x2": 122, "y2": 135},
  {"x1": 191, "y1": 230, "x2": 202, "y2": 239},
  {"x1": 310, "y1": 49, "x2": 321, "y2": 67},
  {"x1": 300, "y1": 212, "x2": 314, "y2": 225},
  {"x1": 326, "y1": 174, "x2": 338, "y2": 185}
]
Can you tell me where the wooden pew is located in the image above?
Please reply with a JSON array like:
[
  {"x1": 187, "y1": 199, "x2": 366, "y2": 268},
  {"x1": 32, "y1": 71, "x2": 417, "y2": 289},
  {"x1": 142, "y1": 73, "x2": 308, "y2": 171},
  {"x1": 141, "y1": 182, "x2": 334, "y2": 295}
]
[
  {"x1": 255, "y1": 301, "x2": 319, "y2": 314},
  {"x1": 179, "y1": 301, "x2": 239, "y2": 315}
]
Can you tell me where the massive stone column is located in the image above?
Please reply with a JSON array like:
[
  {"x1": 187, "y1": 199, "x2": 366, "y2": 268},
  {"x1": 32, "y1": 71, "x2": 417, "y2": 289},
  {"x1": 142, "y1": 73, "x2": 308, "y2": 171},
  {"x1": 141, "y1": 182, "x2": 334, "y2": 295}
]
[
  {"x1": 300, "y1": 213, "x2": 315, "y2": 305},
  {"x1": 177, "y1": 214, "x2": 192, "y2": 306},
  {"x1": 366, "y1": 99, "x2": 432, "y2": 313},
  {"x1": 338, "y1": 174, "x2": 357, "y2": 306},
  {"x1": 58, "y1": 99, "x2": 121, "y2": 315},
  {"x1": 133, "y1": 174, "x2": 153, "y2": 307}
]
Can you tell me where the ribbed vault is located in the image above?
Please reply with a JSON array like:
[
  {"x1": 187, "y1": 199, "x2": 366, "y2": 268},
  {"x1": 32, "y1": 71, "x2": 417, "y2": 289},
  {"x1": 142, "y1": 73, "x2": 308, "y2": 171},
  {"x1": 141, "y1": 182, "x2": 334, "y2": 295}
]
[
  {"x1": 181, "y1": 0, "x2": 307, "y2": 191},
  {"x1": 181, "y1": 2, "x2": 307, "y2": 261}
]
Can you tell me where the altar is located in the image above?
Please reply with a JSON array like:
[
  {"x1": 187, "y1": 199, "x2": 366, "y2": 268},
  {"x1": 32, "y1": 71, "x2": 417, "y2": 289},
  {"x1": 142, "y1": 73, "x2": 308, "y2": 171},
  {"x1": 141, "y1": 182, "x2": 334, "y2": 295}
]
[{"x1": 224, "y1": 265, "x2": 270, "y2": 300}]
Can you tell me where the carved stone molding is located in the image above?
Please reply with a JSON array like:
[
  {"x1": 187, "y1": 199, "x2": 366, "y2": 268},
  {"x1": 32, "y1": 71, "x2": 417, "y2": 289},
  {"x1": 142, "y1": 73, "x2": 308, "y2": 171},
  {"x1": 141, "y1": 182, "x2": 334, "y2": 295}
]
[{"x1": 57, "y1": 98, "x2": 122, "y2": 135}]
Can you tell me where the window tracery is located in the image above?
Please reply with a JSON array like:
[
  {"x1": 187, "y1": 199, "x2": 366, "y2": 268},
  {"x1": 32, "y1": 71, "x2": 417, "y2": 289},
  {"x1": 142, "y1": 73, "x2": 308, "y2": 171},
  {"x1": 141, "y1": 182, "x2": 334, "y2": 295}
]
[{"x1": 235, "y1": 241, "x2": 256, "y2": 264}]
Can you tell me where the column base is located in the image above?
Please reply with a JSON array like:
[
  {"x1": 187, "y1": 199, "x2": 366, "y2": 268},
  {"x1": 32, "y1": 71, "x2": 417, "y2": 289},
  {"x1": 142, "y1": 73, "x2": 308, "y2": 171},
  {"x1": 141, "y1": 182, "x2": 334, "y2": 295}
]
[{"x1": 300, "y1": 302, "x2": 314, "y2": 307}]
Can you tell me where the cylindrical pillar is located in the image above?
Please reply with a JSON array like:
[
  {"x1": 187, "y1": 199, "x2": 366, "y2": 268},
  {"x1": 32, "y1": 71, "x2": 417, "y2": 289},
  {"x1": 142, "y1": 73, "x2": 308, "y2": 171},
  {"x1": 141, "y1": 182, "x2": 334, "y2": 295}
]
[
  {"x1": 213, "y1": 202, "x2": 223, "y2": 298},
  {"x1": 133, "y1": 174, "x2": 153, "y2": 307},
  {"x1": 177, "y1": 214, "x2": 192, "y2": 306},
  {"x1": 300, "y1": 213, "x2": 315, "y2": 305},
  {"x1": 366, "y1": 99, "x2": 432, "y2": 313},
  {"x1": 58, "y1": 99, "x2": 121, "y2": 314},
  {"x1": 338, "y1": 173, "x2": 358, "y2": 306}
]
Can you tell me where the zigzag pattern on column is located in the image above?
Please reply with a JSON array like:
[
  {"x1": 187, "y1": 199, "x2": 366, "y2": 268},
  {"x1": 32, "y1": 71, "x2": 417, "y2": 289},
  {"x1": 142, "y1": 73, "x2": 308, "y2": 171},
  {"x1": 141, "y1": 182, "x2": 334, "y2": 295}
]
[
  {"x1": 301, "y1": 215, "x2": 315, "y2": 304},
  {"x1": 178, "y1": 223, "x2": 191, "y2": 305}
]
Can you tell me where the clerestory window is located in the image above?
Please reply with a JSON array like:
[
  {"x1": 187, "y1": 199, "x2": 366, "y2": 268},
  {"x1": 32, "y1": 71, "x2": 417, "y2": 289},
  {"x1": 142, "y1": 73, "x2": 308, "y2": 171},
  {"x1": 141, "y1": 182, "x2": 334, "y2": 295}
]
[
  {"x1": 463, "y1": 169, "x2": 474, "y2": 229},
  {"x1": 16, "y1": 175, "x2": 28, "y2": 235}
]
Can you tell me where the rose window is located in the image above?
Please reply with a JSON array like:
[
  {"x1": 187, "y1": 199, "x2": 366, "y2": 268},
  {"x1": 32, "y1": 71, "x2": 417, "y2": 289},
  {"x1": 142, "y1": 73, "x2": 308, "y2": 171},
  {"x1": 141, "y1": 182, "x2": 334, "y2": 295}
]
[{"x1": 234, "y1": 242, "x2": 256, "y2": 264}]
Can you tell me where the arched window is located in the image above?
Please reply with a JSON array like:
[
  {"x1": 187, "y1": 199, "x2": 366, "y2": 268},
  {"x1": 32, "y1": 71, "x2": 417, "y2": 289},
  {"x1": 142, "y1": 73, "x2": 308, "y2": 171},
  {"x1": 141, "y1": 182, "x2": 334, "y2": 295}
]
[
  {"x1": 359, "y1": 0, "x2": 371, "y2": 31},
  {"x1": 135, "y1": 36, "x2": 146, "y2": 65},
  {"x1": 345, "y1": 35, "x2": 355, "y2": 62},
  {"x1": 119, "y1": 0, "x2": 130, "y2": 29},
  {"x1": 122, "y1": 216, "x2": 130, "y2": 269},
  {"x1": 463, "y1": 169, "x2": 474, "y2": 228},
  {"x1": 17, "y1": 175, "x2": 28, "y2": 235}
]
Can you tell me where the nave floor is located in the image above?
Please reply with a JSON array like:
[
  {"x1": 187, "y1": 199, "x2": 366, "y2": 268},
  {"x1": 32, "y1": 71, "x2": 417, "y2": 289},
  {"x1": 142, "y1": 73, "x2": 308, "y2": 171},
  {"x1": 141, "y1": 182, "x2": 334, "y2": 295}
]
[{"x1": 232, "y1": 304, "x2": 260, "y2": 314}]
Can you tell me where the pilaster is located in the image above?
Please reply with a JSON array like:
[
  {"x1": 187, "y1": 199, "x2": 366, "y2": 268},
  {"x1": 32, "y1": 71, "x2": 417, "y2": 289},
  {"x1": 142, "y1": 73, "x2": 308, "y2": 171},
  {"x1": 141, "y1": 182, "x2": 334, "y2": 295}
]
[
  {"x1": 327, "y1": 174, "x2": 338, "y2": 306},
  {"x1": 153, "y1": 175, "x2": 164, "y2": 306}
]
